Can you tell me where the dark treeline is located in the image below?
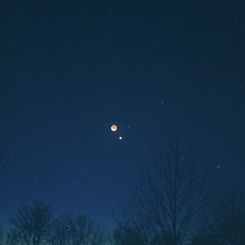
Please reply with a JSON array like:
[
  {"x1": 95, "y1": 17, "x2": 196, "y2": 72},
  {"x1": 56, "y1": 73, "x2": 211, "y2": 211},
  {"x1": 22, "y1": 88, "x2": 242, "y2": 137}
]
[
  {"x1": 1, "y1": 137, "x2": 245, "y2": 245},
  {"x1": 0, "y1": 201, "x2": 107, "y2": 245}
]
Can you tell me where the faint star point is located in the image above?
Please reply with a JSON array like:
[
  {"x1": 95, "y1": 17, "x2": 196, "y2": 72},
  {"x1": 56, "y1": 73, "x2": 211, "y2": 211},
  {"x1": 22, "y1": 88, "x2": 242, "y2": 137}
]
[
  {"x1": 71, "y1": 182, "x2": 80, "y2": 187},
  {"x1": 33, "y1": 177, "x2": 39, "y2": 182}
]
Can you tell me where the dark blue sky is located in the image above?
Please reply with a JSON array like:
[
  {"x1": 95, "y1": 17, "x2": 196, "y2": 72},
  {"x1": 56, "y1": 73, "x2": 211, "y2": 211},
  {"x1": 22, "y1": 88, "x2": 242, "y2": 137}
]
[{"x1": 0, "y1": 2, "x2": 245, "y2": 229}]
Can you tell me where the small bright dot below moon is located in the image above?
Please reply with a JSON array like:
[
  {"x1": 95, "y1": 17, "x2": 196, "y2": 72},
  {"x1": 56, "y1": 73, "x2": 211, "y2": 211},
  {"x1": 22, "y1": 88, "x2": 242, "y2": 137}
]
[
  {"x1": 111, "y1": 124, "x2": 117, "y2": 132},
  {"x1": 119, "y1": 136, "x2": 123, "y2": 140}
]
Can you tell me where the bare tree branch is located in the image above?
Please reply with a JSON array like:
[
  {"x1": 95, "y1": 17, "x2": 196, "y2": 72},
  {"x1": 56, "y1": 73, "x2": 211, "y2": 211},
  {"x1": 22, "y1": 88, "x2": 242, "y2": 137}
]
[{"x1": 114, "y1": 135, "x2": 215, "y2": 245}]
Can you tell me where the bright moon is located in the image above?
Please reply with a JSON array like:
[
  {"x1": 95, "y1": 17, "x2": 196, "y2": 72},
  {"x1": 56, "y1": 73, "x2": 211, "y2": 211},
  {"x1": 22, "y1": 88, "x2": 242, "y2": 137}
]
[{"x1": 111, "y1": 124, "x2": 118, "y2": 132}]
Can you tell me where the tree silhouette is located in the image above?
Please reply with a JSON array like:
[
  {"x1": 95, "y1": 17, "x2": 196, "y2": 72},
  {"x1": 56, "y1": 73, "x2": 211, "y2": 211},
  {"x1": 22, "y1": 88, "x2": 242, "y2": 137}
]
[
  {"x1": 48, "y1": 214, "x2": 107, "y2": 245},
  {"x1": 217, "y1": 190, "x2": 245, "y2": 244},
  {"x1": 192, "y1": 189, "x2": 245, "y2": 245},
  {"x1": 7, "y1": 201, "x2": 52, "y2": 245},
  {"x1": 0, "y1": 227, "x2": 4, "y2": 245},
  {"x1": 112, "y1": 225, "x2": 149, "y2": 245},
  {"x1": 115, "y1": 136, "x2": 214, "y2": 245},
  {"x1": 48, "y1": 215, "x2": 72, "y2": 245}
]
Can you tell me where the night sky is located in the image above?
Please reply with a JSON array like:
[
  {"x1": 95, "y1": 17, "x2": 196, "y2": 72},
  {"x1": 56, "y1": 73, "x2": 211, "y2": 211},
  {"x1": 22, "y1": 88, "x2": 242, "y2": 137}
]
[{"x1": 1, "y1": 2, "x2": 245, "y2": 230}]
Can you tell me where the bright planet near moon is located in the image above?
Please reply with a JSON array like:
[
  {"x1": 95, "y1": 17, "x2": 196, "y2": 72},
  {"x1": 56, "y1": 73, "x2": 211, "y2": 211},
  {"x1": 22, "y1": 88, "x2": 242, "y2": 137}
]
[{"x1": 111, "y1": 124, "x2": 118, "y2": 132}]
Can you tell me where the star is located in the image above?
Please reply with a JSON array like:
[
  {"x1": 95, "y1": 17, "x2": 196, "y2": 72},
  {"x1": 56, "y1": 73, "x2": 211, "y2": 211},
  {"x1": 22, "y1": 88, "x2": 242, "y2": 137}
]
[
  {"x1": 71, "y1": 182, "x2": 80, "y2": 187},
  {"x1": 119, "y1": 136, "x2": 123, "y2": 140},
  {"x1": 33, "y1": 176, "x2": 39, "y2": 182}
]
